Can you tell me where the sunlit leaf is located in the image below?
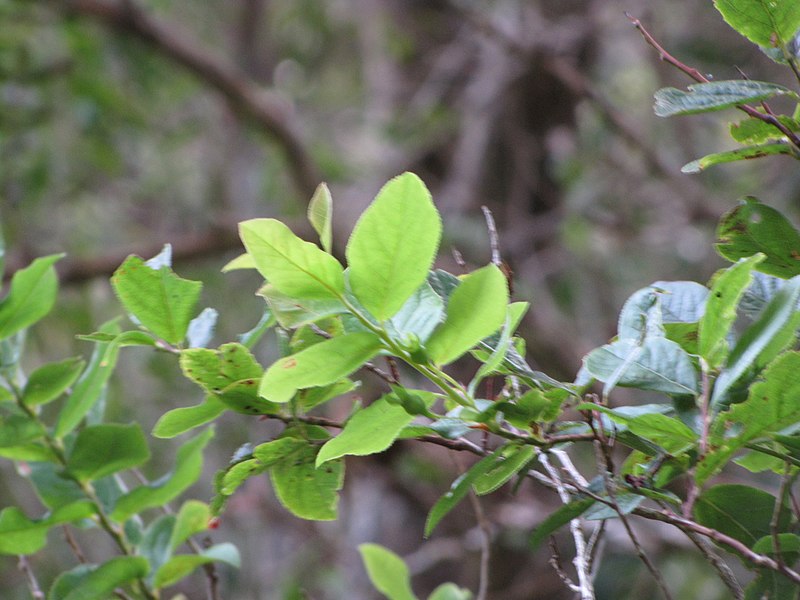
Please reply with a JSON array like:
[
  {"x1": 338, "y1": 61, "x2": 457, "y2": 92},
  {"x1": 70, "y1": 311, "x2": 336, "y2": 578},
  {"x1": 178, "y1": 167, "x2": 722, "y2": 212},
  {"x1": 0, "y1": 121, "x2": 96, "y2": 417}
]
[
  {"x1": 359, "y1": 543, "x2": 418, "y2": 600},
  {"x1": 681, "y1": 143, "x2": 794, "y2": 173},
  {"x1": 308, "y1": 182, "x2": 333, "y2": 253},
  {"x1": 0, "y1": 254, "x2": 63, "y2": 340}
]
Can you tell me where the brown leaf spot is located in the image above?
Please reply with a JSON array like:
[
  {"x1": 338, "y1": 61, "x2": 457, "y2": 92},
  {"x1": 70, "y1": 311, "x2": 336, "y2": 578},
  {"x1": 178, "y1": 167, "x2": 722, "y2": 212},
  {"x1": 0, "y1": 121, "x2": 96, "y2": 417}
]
[{"x1": 282, "y1": 358, "x2": 298, "y2": 369}]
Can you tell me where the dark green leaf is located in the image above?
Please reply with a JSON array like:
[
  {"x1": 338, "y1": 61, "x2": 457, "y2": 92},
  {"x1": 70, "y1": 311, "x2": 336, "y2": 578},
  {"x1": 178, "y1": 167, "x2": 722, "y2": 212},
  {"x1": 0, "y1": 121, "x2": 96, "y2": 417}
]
[
  {"x1": 473, "y1": 445, "x2": 536, "y2": 495},
  {"x1": 0, "y1": 254, "x2": 63, "y2": 340},
  {"x1": 386, "y1": 282, "x2": 445, "y2": 345},
  {"x1": 529, "y1": 498, "x2": 595, "y2": 550},
  {"x1": 67, "y1": 423, "x2": 150, "y2": 481},
  {"x1": 53, "y1": 557, "x2": 149, "y2": 600},
  {"x1": 694, "y1": 484, "x2": 785, "y2": 547},
  {"x1": 22, "y1": 357, "x2": 84, "y2": 407},
  {"x1": 716, "y1": 197, "x2": 800, "y2": 278}
]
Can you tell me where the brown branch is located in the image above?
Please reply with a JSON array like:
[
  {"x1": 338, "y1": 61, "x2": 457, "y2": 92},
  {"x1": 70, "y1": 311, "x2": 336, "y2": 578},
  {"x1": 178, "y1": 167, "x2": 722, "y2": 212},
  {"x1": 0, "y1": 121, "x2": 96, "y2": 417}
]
[
  {"x1": 56, "y1": 0, "x2": 320, "y2": 198},
  {"x1": 627, "y1": 13, "x2": 800, "y2": 152}
]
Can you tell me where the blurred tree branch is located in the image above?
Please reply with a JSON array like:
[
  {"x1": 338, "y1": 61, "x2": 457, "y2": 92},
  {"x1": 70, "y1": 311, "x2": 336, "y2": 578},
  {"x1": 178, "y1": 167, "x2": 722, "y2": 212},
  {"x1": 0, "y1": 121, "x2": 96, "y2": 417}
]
[{"x1": 54, "y1": 0, "x2": 320, "y2": 199}]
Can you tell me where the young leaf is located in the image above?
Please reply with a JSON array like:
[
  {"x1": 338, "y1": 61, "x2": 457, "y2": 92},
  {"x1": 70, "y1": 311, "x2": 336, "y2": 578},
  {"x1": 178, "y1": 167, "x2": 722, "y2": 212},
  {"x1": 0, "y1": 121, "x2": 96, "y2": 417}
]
[
  {"x1": 426, "y1": 265, "x2": 509, "y2": 365},
  {"x1": 259, "y1": 331, "x2": 382, "y2": 402},
  {"x1": 346, "y1": 172, "x2": 442, "y2": 321},
  {"x1": 308, "y1": 182, "x2": 333, "y2": 253},
  {"x1": 711, "y1": 276, "x2": 800, "y2": 407},
  {"x1": 0, "y1": 253, "x2": 63, "y2": 340},
  {"x1": 67, "y1": 423, "x2": 150, "y2": 482},
  {"x1": 681, "y1": 143, "x2": 794, "y2": 173},
  {"x1": 425, "y1": 450, "x2": 501, "y2": 537},
  {"x1": 316, "y1": 393, "x2": 433, "y2": 466},
  {"x1": 111, "y1": 427, "x2": 214, "y2": 521},
  {"x1": 22, "y1": 356, "x2": 84, "y2": 407},
  {"x1": 714, "y1": 0, "x2": 800, "y2": 52},
  {"x1": 654, "y1": 81, "x2": 793, "y2": 117},
  {"x1": 152, "y1": 396, "x2": 226, "y2": 439},
  {"x1": 529, "y1": 498, "x2": 595, "y2": 550},
  {"x1": 699, "y1": 255, "x2": 764, "y2": 369},
  {"x1": 50, "y1": 557, "x2": 149, "y2": 600},
  {"x1": 269, "y1": 429, "x2": 344, "y2": 520},
  {"x1": 716, "y1": 197, "x2": 800, "y2": 278},
  {"x1": 169, "y1": 500, "x2": 211, "y2": 551},
  {"x1": 239, "y1": 218, "x2": 345, "y2": 299},
  {"x1": 154, "y1": 543, "x2": 240, "y2": 588},
  {"x1": 221, "y1": 253, "x2": 256, "y2": 272},
  {"x1": 428, "y1": 584, "x2": 473, "y2": 600},
  {"x1": 359, "y1": 543, "x2": 418, "y2": 600},
  {"x1": 111, "y1": 255, "x2": 202, "y2": 344}
]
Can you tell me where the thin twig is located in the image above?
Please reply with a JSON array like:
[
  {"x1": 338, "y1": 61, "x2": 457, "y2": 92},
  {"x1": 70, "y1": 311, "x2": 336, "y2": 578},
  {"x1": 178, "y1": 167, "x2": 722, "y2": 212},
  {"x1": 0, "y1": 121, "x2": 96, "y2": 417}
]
[
  {"x1": 547, "y1": 538, "x2": 580, "y2": 593},
  {"x1": 467, "y1": 489, "x2": 491, "y2": 600},
  {"x1": 684, "y1": 530, "x2": 744, "y2": 599},
  {"x1": 17, "y1": 556, "x2": 45, "y2": 600},
  {"x1": 62, "y1": 526, "x2": 89, "y2": 563},
  {"x1": 481, "y1": 206, "x2": 502, "y2": 267},
  {"x1": 770, "y1": 463, "x2": 793, "y2": 566},
  {"x1": 627, "y1": 12, "x2": 800, "y2": 151}
]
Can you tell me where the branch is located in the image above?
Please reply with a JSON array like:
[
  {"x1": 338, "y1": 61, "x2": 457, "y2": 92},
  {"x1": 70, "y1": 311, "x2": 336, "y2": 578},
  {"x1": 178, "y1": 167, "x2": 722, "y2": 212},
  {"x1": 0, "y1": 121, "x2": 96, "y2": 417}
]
[{"x1": 56, "y1": 0, "x2": 320, "y2": 198}]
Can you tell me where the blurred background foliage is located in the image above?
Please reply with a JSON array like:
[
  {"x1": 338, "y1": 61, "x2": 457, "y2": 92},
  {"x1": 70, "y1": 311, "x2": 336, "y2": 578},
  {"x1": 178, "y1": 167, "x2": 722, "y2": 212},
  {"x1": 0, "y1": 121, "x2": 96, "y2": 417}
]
[{"x1": 1, "y1": 0, "x2": 797, "y2": 598}]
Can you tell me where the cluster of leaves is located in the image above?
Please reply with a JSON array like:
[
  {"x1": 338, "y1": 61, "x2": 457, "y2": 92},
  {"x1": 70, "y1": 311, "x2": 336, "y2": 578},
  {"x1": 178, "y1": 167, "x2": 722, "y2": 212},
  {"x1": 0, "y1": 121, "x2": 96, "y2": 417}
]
[{"x1": 0, "y1": 243, "x2": 238, "y2": 599}]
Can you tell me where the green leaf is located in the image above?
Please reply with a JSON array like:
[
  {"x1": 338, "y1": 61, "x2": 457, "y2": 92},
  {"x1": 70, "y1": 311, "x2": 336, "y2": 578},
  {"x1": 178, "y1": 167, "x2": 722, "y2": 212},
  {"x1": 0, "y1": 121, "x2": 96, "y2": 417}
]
[
  {"x1": 529, "y1": 498, "x2": 595, "y2": 550},
  {"x1": 585, "y1": 406, "x2": 698, "y2": 455},
  {"x1": 716, "y1": 197, "x2": 800, "y2": 278},
  {"x1": 714, "y1": 0, "x2": 800, "y2": 51},
  {"x1": 316, "y1": 393, "x2": 433, "y2": 466},
  {"x1": 51, "y1": 557, "x2": 149, "y2": 600},
  {"x1": 259, "y1": 284, "x2": 347, "y2": 328},
  {"x1": 67, "y1": 423, "x2": 150, "y2": 481},
  {"x1": 745, "y1": 569, "x2": 800, "y2": 600},
  {"x1": 111, "y1": 255, "x2": 202, "y2": 345},
  {"x1": 169, "y1": 500, "x2": 211, "y2": 551},
  {"x1": 386, "y1": 282, "x2": 445, "y2": 345},
  {"x1": 426, "y1": 265, "x2": 509, "y2": 365},
  {"x1": 681, "y1": 143, "x2": 795, "y2": 173},
  {"x1": 654, "y1": 81, "x2": 793, "y2": 117},
  {"x1": 584, "y1": 337, "x2": 698, "y2": 396},
  {"x1": 152, "y1": 396, "x2": 226, "y2": 439},
  {"x1": 469, "y1": 303, "x2": 528, "y2": 395},
  {"x1": 699, "y1": 255, "x2": 764, "y2": 369},
  {"x1": 473, "y1": 445, "x2": 536, "y2": 495},
  {"x1": 359, "y1": 543, "x2": 418, "y2": 600},
  {"x1": 259, "y1": 331, "x2": 382, "y2": 402},
  {"x1": 139, "y1": 515, "x2": 175, "y2": 580},
  {"x1": 711, "y1": 276, "x2": 800, "y2": 407},
  {"x1": 752, "y1": 533, "x2": 800, "y2": 555},
  {"x1": 154, "y1": 543, "x2": 240, "y2": 588},
  {"x1": 21, "y1": 357, "x2": 85, "y2": 407},
  {"x1": 694, "y1": 484, "x2": 784, "y2": 547},
  {"x1": 299, "y1": 378, "x2": 359, "y2": 411},
  {"x1": 0, "y1": 502, "x2": 95, "y2": 555},
  {"x1": 308, "y1": 182, "x2": 333, "y2": 253},
  {"x1": 346, "y1": 173, "x2": 442, "y2": 321},
  {"x1": 617, "y1": 286, "x2": 663, "y2": 340},
  {"x1": 221, "y1": 252, "x2": 256, "y2": 272},
  {"x1": 239, "y1": 218, "x2": 345, "y2": 299},
  {"x1": 0, "y1": 414, "x2": 44, "y2": 447},
  {"x1": 0, "y1": 254, "x2": 63, "y2": 340},
  {"x1": 425, "y1": 450, "x2": 501, "y2": 537},
  {"x1": 428, "y1": 584, "x2": 473, "y2": 600},
  {"x1": 269, "y1": 429, "x2": 344, "y2": 520},
  {"x1": 730, "y1": 116, "x2": 800, "y2": 144},
  {"x1": 111, "y1": 427, "x2": 214, "y2": 521},
  {"x1": 56, "y1": 323, "x2": 122, "y2": 438}
]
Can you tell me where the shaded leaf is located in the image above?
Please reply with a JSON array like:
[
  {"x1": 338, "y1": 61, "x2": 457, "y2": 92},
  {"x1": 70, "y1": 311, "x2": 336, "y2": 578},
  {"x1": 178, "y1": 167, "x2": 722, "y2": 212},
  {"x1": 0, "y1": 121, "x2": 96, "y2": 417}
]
[
  {"x1": 529, "y1": 498, "x2": 595, "y2": 550},
  {"x1": 654, "y1": 81, "x2": 793, "y2": 117},
  {"x1": 0, "y1": 254, "x2": 63, "y2": 340},
  {"x1": 154, "y1": 543, "x2": 240, "y2": 588},
  {"x1": 50, "y1": 557, "x2": 149, "y2": 600},
  {"x1": 67, "y1": 423, "x2": 150, "y2": 481},
  {"x1": 694, "y1": 484, "x2": 785, "y2": 547},
  {"x1": 22, "y1": 357, "x2": 84, "y2": 407}
]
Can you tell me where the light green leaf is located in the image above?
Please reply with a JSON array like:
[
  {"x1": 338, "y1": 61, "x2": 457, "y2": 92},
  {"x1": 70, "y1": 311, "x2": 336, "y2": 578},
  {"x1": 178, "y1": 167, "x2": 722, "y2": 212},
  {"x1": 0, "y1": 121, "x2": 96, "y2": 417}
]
[
  {"x1": 308, "y1": 182, "x2": 333, "y2": 253},
  {"x1": 694, "y1": 484, "x2": 784, "y2": 547},
  {"x1": 425, "y1": 450, "x2": 500, "y2": 537},
  {"x1": 316, "y1": 393, "x2": 432, "y2": 466},
  {"x1": 714, "y1": 0, "x2": 800, "y2": 51},
  {"x1": 67, "y1": 423, "x2": 150, "y2": 481},
  {"x1": 700, "y1": 255, "x2": 764, "y2": 369},
  {"x1": 716, "y1": 197, "x2": 800, "y2": 278},
  {"x1": 259, "y1": 283, "x2": 347, "y2": 328},
  {"x1": 584, "y1": 337, "x2": 698, "y2": 396},
  {"x1": 654, "y1": 81, "x2": 793, "y2": 117},
  {"x1": 0, "y1": 501, "x2": 95, "y2": 555},
  {"x1": 111, "y1": 427, "x2": 214, "y2": 521},
  {"x1": 711, "y1": 276, "x2": 800, "y2": 407},
  {"x1": 259, "y1": 331, "x2": 382, "y2": 402},
  {"x1": 152, "y1": 396, "x2": 226, "y2": 439},
  {"x1": 168, "y1": 500, "x2": 211, "y2": 551},
  {"x1": 50, "y1": 557, "x2": 149, "y2": 600},
  {"x1": 346, "y1": 172, "x2": 442, "y2": 321},
  {"x1": 426, "y1": 265, "x2": 509, "y2": 365},
  {"x1": 682, "y1": 143, "x2": 794, "y2": 173},
  {"x1": 239, "y1": 218, "x2": 344, "y2": 299},
  {"x1": 218, "y1": 458, "x2": 268, "y2": 497},
  {"x1": 111, "y1": 255, "x2": 202, "y2": 344},
  {"x1": 154, "y1": 543, "x2": 240, "y2": 588},
  {"x1": 269, "y1": 429, "x2": 344, "y2": 520},
  {"x1": 730, "y1": 116, "x2": 800, "y2": 144},
  {"x1": 299, "y1": 378, "x2": 359, "y2": 410},
  {"x1": 0, "y1": 253, "x2": 63, "y2": 340},
  {"x1": 221, "y1": 252, "x2": 256, "y2": 272},
  {"x1": 359, "y1": 543, "x2": 418, "y2": 600},
  {"x1": 428, "y1": 584, "x2": 473, "y2": 600},
  {"x1": 469, "y1": 303, "x2": 529, "y2": 394},
  {"x1": 529, "y1": 498, "x2": 595, "y2": 550},
  {"x1": 473, "y1": 445, "x2": 537, "y2": 495},
  {"x1": 22, "y1": 357, "x2": 85, "y2": 407}
]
